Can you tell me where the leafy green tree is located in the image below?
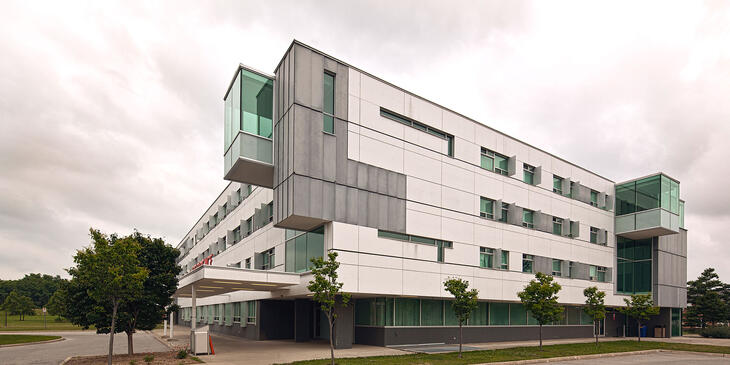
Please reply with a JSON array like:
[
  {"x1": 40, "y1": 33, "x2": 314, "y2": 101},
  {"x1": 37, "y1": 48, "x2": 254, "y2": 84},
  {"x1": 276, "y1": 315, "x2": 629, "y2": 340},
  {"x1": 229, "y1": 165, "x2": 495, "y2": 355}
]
[
  {"x1": 686, "y1": 268, "x2": 726, "y2": 327},
  {"x1": 583, "y1": 287, "x2": 606, "y2": 346},
  {"x1": 18, "y1": 295, "x2": 34, "y2": 320},
  {"x1": 518, "y1": 272, "x2": 563, "y2": 350},
  {"x1": 67, "y1": 229, "x2": 148, "y2": 365},
  {"x1": 46, "y1": 290, "x2": 65, "y2": 318},
  {"x1": 619, "y1": 293, "x2": 660, "y2": 342},
  {"x1": 114, "y1": 232, "x2": 180, "y2": 355},
  {"x1": 2, "y1": 290, "x2": 34, "y2": 320},
  {"x1": 443, "y1": 278, "x2": 479, "y2": 358},
  {"x1": 307, "y1": 252, "x2": 351, "y2": 365}
]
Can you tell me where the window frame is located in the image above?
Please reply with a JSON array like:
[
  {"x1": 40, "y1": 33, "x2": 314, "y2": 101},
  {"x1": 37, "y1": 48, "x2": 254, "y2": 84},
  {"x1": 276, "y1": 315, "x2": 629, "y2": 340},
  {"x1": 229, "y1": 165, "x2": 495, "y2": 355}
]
[
  {"x1": 480, "y1": 197, "x2": 495, "y2": 219},
  {"x1": 522, "y1": 209, "x2": 535, "y2": 229},
  {"x1": 552, "y1": 259, "x2": 563, "y2": 277},
  {"x1": 500, "y1": 251, "x2": 509, "y2": 270},
  {"x1": 590, "y1": 226, "x2": 599, "y2": 244},
  {"x1": 553, "y1": 175, "x2": 563, "y2": 194},
  {"x1": 590, "y1": 190, "x2": 599, "y2": 207},
  {"x1": 480, "y1": 247, "x2": 495, "y2": 268},
  {"x1": 246, "y1": 301, "x2": 256, "y2": 324},
  {"x1": 522, "y1": 254, "x2": 534, "y2": 273},
  {"x1": 523, "y1": 163, "x2": 536, "y2": 185},
  {"x1": 552, "y1": 217, "x2": 563, "y2": 235},
  {"x1": 323, "y1": 71, "x2": 335, "y2": 134}
]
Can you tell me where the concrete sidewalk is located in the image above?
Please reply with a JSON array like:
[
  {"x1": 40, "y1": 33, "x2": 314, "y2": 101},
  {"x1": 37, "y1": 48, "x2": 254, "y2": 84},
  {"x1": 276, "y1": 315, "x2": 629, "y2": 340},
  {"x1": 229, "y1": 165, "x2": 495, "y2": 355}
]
[{"x1": 151, "y1": 327, "x2": 730, "y2": 365}]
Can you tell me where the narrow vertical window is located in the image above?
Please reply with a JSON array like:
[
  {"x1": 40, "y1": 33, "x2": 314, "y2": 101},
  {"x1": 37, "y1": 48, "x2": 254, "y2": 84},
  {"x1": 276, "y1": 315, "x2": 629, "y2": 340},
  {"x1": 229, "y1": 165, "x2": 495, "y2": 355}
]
[
  {"x1": 523, "y1": 163, "x2": 535, "y2": 185},
  {"x1": 522, "y1": 254, "x2": 534, "y2": 273},
  {"x1": 499, "y1": 203, "x2": 509, "y2": 223},
  {"x1": 323, "y1": 72, "x2": 335, "y2": 134},
  {"x1": 553, "y1": 175, "x2": 563, "y2": 194},
  {"x1": 590, "y1": 190, "x2": 599, "y2": 207},
  {"x1": 500, "y1": 251, "x2": 510, "y2": 270},
  {"x1": 590, "y1": 227, "x2": 599, "y2": 243},
  {"x1": 552, "y1": 259, "x2": 562, "y2": 277},
  {"x1": 552, "y1": 217, "x2": 563, "y2": 235},
  {"x1": 480, "y1": 247, "x2": 494, "y2": 268},
  {"x1": 522, "y1": 209, "x2": 534, "y2": 229}
]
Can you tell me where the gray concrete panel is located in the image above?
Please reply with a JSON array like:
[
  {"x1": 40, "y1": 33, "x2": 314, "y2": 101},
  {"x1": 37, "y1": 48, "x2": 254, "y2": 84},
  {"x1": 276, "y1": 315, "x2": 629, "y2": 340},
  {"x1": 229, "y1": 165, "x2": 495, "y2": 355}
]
[
  {"x1": 310, "y1": 53, "x2": 324, "y2": 111},
  {"x1": 367, "y1": 192, "x2": 379, "y2": 228},
  {"x1": 534, "y1": 255, "x2": 551, "y2": 275},
  {"x1": 346, "y1": 186, "x2": 359, "y2": 224},
  {"x1": 378, "y1": 194, "x2": 388, "y2": 229},
  {"x1": 333, "y1": 300, "x2": 354, "y2": 349},
  {"x1": 293, "y1": 45, "x2": 312, "y2": 107},
  {"x1": 334, "y1": 63, "x2": 349, "y2": 120},
  {"x1": 507, "y1": 204, "x2": 523, "y2": 226},
  {"x1": 367, "y1": 165, "x2": 379, "y2": 192},
  {"x1": 335, "y1": 184, "x2": 347, "y2": 222},
  {"x1": 322, "y1": 181, "x2": 336, "y2": 221},
  {"x1": 357, "y1": 162, "x2": 368, "y2": 189}
]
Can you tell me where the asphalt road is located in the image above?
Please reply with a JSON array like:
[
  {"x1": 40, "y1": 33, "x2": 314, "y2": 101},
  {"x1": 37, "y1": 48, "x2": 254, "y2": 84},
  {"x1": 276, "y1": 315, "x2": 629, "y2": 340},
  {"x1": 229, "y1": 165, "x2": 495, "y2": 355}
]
[
  {"x1": 0, "y1": 330, "x2": 169, "y2": 365},
  {"x1": 548, "y1": 352, "x2": 730, "y2": 364}
]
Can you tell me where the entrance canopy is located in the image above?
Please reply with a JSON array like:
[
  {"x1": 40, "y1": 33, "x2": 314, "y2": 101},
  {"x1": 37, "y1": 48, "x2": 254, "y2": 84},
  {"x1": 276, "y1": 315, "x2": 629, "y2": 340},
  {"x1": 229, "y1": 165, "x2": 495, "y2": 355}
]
[{"x1": 176, "y1": 265, "x2": 301, "y2": 298}]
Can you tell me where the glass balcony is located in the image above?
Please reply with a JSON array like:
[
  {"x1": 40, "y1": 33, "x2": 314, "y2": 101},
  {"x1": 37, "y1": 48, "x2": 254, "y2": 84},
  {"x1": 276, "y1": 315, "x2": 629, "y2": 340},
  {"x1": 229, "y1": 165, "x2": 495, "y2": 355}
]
[
  {"x1": 223, "y1": 66, "x2": 274, "y2": 188},
  {"x1": 615, "y1": 173, "x2": 681, "y2": 239}
]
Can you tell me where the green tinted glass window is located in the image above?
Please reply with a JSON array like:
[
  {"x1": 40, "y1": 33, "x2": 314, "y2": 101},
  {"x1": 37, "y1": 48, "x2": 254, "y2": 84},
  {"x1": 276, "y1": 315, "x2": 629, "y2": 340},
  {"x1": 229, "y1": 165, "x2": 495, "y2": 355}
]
[
  {"x1": 323, "y1": 72, "x2": 335, "y2": 134},
  {"x1": 444, "y1": 300, "x2": 459, "y2": 325},
  {"x1": 489, "y1": 302, "x2": 509, "y2": 325},
  {"x1": 509, "y1": 303, "x2": 527, "y2": 325},
  {"x1": 590, "y1": 227, "x2": 598, "y2": 243},
  {"x1": 494, "y1": 155, "x2": 508, "y2": 175},
  {"x1": 395, "y1": 298, "x2": 420, "y2": 326},
  {"x1": 522, "y1": 210, "x2": 534, "y2": 228},
  {"x1": 469, "y1": 302, "x2": 488, "y2": 326},
  {"x1": 523, "y1": 164, "x2": 535, "y2": 185},
  {"x1": 670, "y1": 180, "x2": 679, "y2": 214},
  {"x1": 590, "y1": 191, "x2": 598, "y2": 207},
  {"x1": 661, "y1": 175, "x2": 671, "y2": 211},
  {"x1": 679, "y1": 201, "x2": 685, "y2": 228},
  {"x1": 552, "y1": 217, "x2": 563, "y2": 235},
  {"x1": 481, "y1": 154, "x2": 494, "y2": 171},
  {"x1": 522, "y1": 254, "x2": 534, "y2": 273},
  {"x1": 500, "y1": 251, "x2": 509, "y2": 270},
  {"x1": 636, "y1": 175, "x2": 660, "y2": 212},
  {"x1": 552, "y1": 259, "x2": 562, "y2": 276},
  {"x1": 615, "y1": 182, "x2": 637, "y2": 215},
  {"x1": 295, "y1": 234, "x2": 307, "y2": 272},
  {"x1": 411, "y1": 235, "x2": 436, "y2": 245},
  {"x1": 285, "y1": 240, "x2": 295, "y2": 272},
  {"x1": 420, "y1": 299, "x2": 444, "y2": 326},
  {"x1": 480, "y1": 197, "x2": 494, "y2": 219},
  {"x1": 306, "y1": 227, "x2": 325, "y2": 270},
  {"x1": 480, "y1": 247, "x2": 494, "y2": 268},
  {"x1": 240, "y1": 69, "x2": 273, "y2": 138},
  {"x1": 355, "y1": 298, "x2": 373, "y2": 325},
  {"x1": 553, "y1": 175, "x2": 563, "y2": 194},
  {"x1": 378, "y1": 231, "x2": 409, "y2": 241}
]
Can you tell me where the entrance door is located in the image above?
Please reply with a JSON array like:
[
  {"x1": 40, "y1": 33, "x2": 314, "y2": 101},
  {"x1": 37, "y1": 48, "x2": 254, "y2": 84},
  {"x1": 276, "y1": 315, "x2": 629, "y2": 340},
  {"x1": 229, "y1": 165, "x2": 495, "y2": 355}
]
[{"x1": 313, "y1": 307, "x2": 330, "y2": 340}]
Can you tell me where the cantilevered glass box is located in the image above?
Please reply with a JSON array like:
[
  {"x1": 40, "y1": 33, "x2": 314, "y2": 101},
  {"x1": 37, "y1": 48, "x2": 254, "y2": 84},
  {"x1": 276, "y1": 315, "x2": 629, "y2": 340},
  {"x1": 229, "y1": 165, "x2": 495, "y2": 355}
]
[
  {"x1": 615, "y1": 173, "x2": 684, "y2": 239},
  {"x1": 223, "y1": 66, "x2": 274, "y2": 187}
]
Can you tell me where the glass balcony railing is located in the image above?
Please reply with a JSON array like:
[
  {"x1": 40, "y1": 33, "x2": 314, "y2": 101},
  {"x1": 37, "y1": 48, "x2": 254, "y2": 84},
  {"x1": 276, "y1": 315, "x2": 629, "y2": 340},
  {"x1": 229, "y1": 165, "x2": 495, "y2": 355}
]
[
  {"x1": 615, "y1": 173, "x2": 682, "y2": 239},
  {"x1": 223, "y1": 66, "x2": 275, "y2": 187}
]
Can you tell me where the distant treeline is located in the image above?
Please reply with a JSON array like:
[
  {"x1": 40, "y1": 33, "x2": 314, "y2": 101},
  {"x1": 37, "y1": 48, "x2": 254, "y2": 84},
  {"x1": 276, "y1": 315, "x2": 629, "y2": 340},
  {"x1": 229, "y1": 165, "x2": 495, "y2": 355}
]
[{"x1": 0, "y1": 273, "x2": 66, "y2": 308}]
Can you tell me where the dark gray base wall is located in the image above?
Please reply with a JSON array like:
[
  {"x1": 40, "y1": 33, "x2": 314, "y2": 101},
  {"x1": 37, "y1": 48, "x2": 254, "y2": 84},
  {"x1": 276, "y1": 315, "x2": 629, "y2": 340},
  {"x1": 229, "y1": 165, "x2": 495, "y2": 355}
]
[{"x1": 355, "y1": 325, "x2": 594, "y2": 346}]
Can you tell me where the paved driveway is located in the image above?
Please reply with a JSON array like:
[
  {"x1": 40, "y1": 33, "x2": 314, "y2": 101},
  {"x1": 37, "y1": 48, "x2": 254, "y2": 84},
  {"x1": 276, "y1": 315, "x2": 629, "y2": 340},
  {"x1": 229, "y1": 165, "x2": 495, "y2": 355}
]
[
  {"x1": 548, "y1": 352, "x2": 730, "y2": 364},
  {"x1": 0, "y1": 331, "x2": 169, "y2": 365}
]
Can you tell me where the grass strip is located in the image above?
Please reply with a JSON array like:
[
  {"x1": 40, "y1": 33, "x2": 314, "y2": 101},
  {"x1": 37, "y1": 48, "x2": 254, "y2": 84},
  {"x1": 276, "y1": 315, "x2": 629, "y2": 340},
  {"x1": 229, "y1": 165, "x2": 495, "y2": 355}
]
[
  {"x1": 289, "y1": 340, "x2": 730, "y2": 365},
  {"x1": 0, "y1": 334, "x2": 61, "y2": 345}
]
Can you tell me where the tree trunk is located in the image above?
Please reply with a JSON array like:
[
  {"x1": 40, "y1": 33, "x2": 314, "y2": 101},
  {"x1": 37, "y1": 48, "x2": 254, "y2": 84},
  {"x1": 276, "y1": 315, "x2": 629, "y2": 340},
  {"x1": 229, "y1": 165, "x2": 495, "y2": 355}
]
[
  {"x1": 328, "y1": 313, "x2": 334, "y2": 365},
  {"x1": 637, "y1": 321, "x2": 641, "y2": 342},
  {"x1": 108, "y1": 300, "x2": 118, "y2": 365},
  {"x1": 595, "y1": 320, "x2": 598, "y2": 346},
  {"x1": 127, "y1": 331, "x2": 134, "y2": 355},
  {"x1": 458, "y1": 323, "x2": 463, "y2": 358},
  {"x1": 539, "y1": 324, "x2": 543, "y2": 350}
]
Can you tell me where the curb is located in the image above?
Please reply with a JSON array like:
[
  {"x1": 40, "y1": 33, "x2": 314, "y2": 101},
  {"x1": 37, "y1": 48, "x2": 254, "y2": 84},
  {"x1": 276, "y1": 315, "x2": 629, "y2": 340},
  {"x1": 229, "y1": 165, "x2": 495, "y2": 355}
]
[
  {"x1": 0, "y1": 337, "x2": 65, "y2": 348},
  {"x1": 473, "y1": 349, "x2": 730, "y2": 365},
  {"x1": 59, "y1": 356, "x2": 73, "y2": 365},
  {"x1": 147, "y1": 330, "x2": 175, "y2": 350}
]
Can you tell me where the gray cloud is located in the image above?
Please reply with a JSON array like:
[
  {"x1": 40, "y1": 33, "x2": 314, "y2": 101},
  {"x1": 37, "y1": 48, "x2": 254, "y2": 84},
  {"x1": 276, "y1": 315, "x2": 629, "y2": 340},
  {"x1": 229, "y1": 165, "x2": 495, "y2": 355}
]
[{"x1": 0, "y1": 0, "x2": 727, "y2": 283}]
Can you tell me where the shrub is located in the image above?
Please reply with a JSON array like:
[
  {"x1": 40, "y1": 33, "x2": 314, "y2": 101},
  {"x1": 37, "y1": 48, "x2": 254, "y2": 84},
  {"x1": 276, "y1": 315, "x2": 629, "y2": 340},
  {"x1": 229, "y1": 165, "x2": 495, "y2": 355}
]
[
  {"x1": 143, "y1": 354, "x2": 154, "y2": 364},
  {"x1": 129, "y1": 361, "x2": 136, "y2": 365},
  {"x1": 700, "y1": 326, "x2": 730, "y2": 338},
  {"x1": 175, "y1": 349, "x2": 188, "y2": 359}
]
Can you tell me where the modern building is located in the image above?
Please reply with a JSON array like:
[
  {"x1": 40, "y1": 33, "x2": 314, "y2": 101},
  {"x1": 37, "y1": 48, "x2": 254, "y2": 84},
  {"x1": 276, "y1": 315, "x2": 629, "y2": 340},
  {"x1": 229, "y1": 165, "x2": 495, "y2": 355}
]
[{"x1": 174, "y1": 40, "x2": 687, "y2": 348}]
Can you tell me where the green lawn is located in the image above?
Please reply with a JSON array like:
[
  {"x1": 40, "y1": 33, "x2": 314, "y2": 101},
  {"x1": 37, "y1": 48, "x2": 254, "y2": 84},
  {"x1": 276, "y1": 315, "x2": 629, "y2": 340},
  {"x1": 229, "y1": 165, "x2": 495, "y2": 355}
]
[
  {"x1": 0, "y1": 334, "x2": 61, "y2": 345},
  {"x1": 289, "y1": 340, "x2": 730, "y2": 365},
  {"x1": 0, "y1": 312, "x2": 90, "y2": 332}
]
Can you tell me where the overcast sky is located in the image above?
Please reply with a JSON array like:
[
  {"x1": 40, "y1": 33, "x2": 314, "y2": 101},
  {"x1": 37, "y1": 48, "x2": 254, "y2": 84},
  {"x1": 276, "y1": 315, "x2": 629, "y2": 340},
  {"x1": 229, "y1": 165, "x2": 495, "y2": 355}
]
[{"x1": 1, "y1": 1, "x2": 728, "y2": 282}]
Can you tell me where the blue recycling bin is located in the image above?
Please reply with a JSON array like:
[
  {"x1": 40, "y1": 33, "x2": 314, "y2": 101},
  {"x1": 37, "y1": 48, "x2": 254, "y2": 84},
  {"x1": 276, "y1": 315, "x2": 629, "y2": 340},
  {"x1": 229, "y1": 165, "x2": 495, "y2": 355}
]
[{"x1": 640, "y1": 325, "x2": 647, "y2": 337}]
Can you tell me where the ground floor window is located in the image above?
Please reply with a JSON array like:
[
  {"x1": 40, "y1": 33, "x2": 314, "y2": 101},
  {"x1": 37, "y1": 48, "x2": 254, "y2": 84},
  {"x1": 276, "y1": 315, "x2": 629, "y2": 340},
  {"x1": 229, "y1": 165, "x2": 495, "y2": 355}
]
[
  {"x1": 285, "y1": 226, "x2": 325, "y2": 273},
  {"x1": 247, "y1": 301, "x2": 257, "y2": 324},
  {"x1": 233, "y1": 303, "x2": 241, "y2": 323},
  {"x1": 354, "y1": 298, "x2": 593, "y2": 327}
]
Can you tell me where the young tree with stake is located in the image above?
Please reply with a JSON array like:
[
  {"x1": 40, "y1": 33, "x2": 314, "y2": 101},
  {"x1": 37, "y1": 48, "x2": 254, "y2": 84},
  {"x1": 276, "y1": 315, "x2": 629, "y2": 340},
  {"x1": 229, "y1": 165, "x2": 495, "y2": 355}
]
[
  {"x1": 518, "y1": 272, "x2": 563, "y2": 350},
  {"x1": 443, "y1": 278, "x2": 479, "y2": 358},
  {"x1": 307, "y1": 252, "x2": 351, "y2": 365},
  {"x1": 582, "y1": 286, "x2": 606, "y2": 345},
  {"x1": 619, "y1": 293, "x2": 659, "y2": 342}
]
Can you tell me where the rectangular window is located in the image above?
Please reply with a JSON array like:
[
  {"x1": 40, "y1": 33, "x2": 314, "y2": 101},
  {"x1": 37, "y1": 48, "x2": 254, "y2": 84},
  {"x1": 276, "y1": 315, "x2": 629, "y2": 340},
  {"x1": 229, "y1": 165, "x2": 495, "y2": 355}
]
[
  {"x1": 381, "y1": 108, "x2": 453, "y2": 157},
  {"x1": 590, "y1": 227, "x2": 599, "y2": 244},
  {"x1": 437, "y1": 241, "x2": 446, "y2": 263},
  {"x1": 590, "y1": 265, "x2": 607, "y2": 282},
  {"x1": 246, "y1": 217, "x2": 252, "y2": 235},
  {"x1": 598, "y1": 266, "x2": 606, "y2": 282},
  {"x1": 522, "y1": 209, "x2": 534, "y2": 229},
  {"x1": 500, "y1": 251, "x2": 509, "y2": 270},
  {"x1": 261, "y1": 248, "x2": 275, "y2": 270},
  {"x1": 233, "y1": 226, "x2": 241, "y2": 243},
  {"x1": 522, "y1": 254, "x2": 534, "y2": 273},
  {"x1": 590, "y1": 190, "x2": 599, "y2": 207},
  {"x1": 553, "y1": 175, "x2": 563, "y2": 194},
  {"x1": 510, "y1": 303, "x2": 527, "y2": 325},
  {"x1": 247, "y1": 301, "x2": 256, "y2": 324},
  {"x1": 233, "y1": 302, "x2": 241, "y2": 323},
  {"x1": 489, "y1": 302, "x2": 509, "y2": 325},
  {"x1": 323, "y1": 72, "x2": 335, "y2": 134},
  {"x1": 552, "y1": 217, "x2": 563, "y2": 235},
  {"x1": 378, "y1": 230, "x2": 452, "y2": 263},
  {"x1": 267, "y1": 201, "x2": 274, "y2": 222},
  {"x1": 480, "y1": 147, "x2": 494, "y2": 171},
  {"x1": 214, "y1": 304, "x2": 220, "y2": 321},
  {"x1": 480, "y1": 247, "x2": 494, "y2": 268},
  {"x1": 568, "y1": 261, "x2": 574, "y2": 278},
  {"x1": 552, "y1": 259, "x2": 562, "y2": 277},
  {"x1": 480, "y1": 197, "x2": 494, "y2": 219},
  {"x1": 499, "y1": 203, "x2": 509, "y2": 223},
  {"x1": 236, "y1": 188, "x2": 242, "y2": 204},
  {"x1": 245, "y1": 257, "x2": 251, "y2": 269},
  {"x1": 523, "y1": 163, "x2": 535, "y2": 185}
]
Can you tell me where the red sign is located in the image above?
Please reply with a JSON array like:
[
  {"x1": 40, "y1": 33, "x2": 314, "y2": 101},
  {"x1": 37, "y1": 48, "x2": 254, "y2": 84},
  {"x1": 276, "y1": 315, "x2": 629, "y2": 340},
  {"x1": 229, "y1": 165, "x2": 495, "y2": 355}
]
[{"x1": 192, "y1": 254, "x2": 214, "y2": 270}]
